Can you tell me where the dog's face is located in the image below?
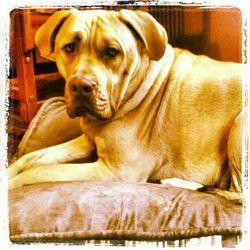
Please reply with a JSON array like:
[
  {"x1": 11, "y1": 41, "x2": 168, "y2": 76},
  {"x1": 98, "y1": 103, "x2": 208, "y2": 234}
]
[
  {"x1": 54, "y1": 10, "x2": 141, "y2": 120},
  {"x1": 35, "y1": 9, "x2": 167, "y2": 120}
]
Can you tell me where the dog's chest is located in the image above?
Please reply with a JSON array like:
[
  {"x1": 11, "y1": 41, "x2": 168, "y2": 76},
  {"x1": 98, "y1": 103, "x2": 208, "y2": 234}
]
[{"x1": 81, "y1": 116, "x2": 159, "y2": 166}]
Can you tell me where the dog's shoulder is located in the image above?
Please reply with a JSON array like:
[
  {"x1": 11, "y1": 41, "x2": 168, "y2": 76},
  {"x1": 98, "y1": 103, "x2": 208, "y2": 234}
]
[{"x1": 171, "y1": 47, "x2": 241, "y2": 84}]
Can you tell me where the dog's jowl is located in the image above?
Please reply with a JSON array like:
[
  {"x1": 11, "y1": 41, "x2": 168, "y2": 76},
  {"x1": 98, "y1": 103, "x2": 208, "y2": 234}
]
[{"x1": 8, "y1": 9, "x2": 244, "y2": 203}]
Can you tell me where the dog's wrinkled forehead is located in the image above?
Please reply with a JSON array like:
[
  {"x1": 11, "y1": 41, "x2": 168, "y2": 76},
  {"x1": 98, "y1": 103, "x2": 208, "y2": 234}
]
[
  {"x1": 60, "y1": 10, "x2": 109, "y2": 33},
  {"x1": 35, "y1": 9, "x2": 167, "y2": 61},
  {"x1": 55, "y1": 10, "x2": 128, "y2": 50}
]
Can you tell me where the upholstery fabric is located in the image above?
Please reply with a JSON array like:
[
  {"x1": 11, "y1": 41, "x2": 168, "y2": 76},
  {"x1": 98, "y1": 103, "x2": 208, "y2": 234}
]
[
  {"x1": 9, "y1": 182, "x2": 241, "y2": 242},
  {"x1": 14, "y1": 97, "x2": 82, "y2": 159}
]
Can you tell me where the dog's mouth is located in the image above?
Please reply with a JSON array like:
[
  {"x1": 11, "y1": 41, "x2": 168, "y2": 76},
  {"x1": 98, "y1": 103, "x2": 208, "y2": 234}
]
[
  {"x1": 73, "y1": 107, "x2": 102, "y2": 120},
  {"x1": 66, "y1": 98, "x2": 112, "y2": 121}
]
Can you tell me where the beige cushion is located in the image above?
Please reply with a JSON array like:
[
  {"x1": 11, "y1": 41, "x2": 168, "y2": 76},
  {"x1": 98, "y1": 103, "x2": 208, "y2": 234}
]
[
  {"x1": 9, "y1": 182, "x2": 241, "y2": 242},
  {"x1": 15, "y1": 97, "x2": 82, "y2": 159}
]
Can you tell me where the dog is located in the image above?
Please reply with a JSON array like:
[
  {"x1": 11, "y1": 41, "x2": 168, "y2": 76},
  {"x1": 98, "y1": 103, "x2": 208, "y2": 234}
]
[{"x1": 8, "y1": 9, "x2": 244, "y2": 203}]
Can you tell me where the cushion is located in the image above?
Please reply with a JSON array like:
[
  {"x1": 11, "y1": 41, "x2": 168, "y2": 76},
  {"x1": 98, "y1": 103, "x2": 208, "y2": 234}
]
[
  {"x1": 9, "y1": 182, "x2": 241, "y2": 242},
  {"x1": 14, "y1": 97, "x2": 82, "y2": 159}
]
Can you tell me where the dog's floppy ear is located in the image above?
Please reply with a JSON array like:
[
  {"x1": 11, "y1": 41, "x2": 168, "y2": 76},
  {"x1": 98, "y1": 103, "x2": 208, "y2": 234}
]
[
  {"x1": 120, "y1": 10, "x2": 167, "y2": 61},
  {"x1": 35, "y1": 9, "x2": 75, "y2": 61}
]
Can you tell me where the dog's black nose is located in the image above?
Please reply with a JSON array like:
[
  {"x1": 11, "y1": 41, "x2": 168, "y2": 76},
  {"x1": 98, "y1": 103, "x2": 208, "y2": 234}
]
[{"x1": 69, "y1": 76, "x2": 96, "y2": 96}]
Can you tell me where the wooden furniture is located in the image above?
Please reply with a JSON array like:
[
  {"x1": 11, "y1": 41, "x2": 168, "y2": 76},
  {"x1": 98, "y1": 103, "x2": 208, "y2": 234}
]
[
  {"x1": 8, "y1": 9, "x2": 64, "y2": 160},
  {"x1": 9, "y1": 9, "x2": 63, "y2": 123}
]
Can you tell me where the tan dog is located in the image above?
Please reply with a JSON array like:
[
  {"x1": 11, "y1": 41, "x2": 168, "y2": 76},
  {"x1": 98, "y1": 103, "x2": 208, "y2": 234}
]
[{"x1": 8, "y1": 9, "x2": 244, "y2": 202}]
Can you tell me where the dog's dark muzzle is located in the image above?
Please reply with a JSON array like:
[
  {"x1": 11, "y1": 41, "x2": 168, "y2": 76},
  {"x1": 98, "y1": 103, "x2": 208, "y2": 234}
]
[
  {"x1": 67, "y1": 75, "x2": 108, "y2": 119},
  {"x1": 69, "y1": 75, "x2": 97, "y2": 97}
]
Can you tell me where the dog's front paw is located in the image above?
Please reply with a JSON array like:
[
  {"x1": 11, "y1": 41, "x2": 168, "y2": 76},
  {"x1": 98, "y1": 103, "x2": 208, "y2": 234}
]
[
  {"x1": 8, "y1": 174, "x2": 25, "y2": 190},
  {"x1": 8, "y1": 151, "x2": 54, "y2": 190},
  {"x1": 8, "y1": 152, "x2": 43, "y2": 179},
  {"x1": 8, "y1": 164, "x2": 42, "y2": 190},
  {"x1": 8, "y1": 158, "x2": 28, "y2": 190},
  {"x1": 8, "y1": 157, "x2": 27, "y2": 180}
]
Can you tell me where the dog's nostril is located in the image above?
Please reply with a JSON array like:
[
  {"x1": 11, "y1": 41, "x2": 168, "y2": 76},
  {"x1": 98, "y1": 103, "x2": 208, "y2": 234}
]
[{"x1": 69, "y1": 76, "x2": 96, "y2": 96}]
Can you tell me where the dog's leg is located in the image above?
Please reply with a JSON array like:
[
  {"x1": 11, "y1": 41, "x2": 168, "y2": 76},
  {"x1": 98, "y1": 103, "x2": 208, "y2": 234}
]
[
  {"x1": 8, "y1": 159, "x2": 117, "y2": 190},
  {"x1": 8, "y1": 134, "x2": 94, "y2": 179},
  {"x1": 161, "y1": 110, "x2": 245, "y2": 204},
  {"x1": 200, "y1": 110, "x2": 245, "y2": 204},
  {"x1": 213, "y1": 110, "x2": 244, "y2": 203},
  {"x1": 227, "y1": 110, "x2": 245, "y2": 194}
]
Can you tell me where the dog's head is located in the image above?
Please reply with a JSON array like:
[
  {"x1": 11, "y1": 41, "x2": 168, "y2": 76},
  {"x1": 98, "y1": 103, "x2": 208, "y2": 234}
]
[{"x1": 35, "y1": 9, "x2": 167, "y2": 120}]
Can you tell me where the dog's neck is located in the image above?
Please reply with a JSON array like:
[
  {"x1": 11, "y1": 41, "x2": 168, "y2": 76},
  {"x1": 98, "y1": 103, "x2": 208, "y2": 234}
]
[{"x1": 111, "y1": 44, "x2": 175, "y2": 121}]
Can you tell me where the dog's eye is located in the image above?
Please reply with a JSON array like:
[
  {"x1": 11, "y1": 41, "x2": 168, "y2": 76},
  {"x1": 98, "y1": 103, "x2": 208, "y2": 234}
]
[
  {"x1": 106, "y1": 47, "x2": 119, "y2": 57},
  {"x1": 63, "y1": 43, "x2": 76, "y2": 54}
]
